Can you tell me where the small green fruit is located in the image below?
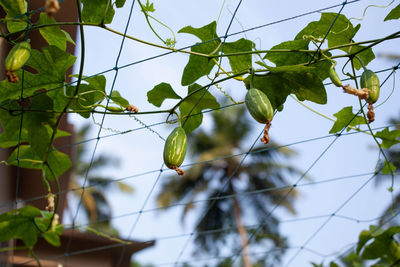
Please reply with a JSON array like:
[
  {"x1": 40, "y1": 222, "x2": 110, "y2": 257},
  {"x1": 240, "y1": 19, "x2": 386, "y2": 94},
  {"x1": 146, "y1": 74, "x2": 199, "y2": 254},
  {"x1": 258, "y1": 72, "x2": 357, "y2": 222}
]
[
  {"x1": 329, "y1": 67, "x2": 342, "y2": 87},
  {"x1": 245, "y1": 88, "x2": 274, "y2": 123},
  {"x1": 163, "y1": 127, "x2": 187, "y2": 175},
  {"x1": 5, "y1": 41, "x2": 31, "y2": 72},
  {"x1": 360, "y1": 69, "x2": 380, "y2": 104}
]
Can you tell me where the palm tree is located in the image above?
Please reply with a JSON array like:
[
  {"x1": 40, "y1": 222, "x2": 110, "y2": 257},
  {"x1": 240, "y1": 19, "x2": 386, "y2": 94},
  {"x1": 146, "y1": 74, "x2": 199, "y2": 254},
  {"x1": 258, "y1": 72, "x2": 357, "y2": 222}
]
[
  {"x1": 68, "y1": 124, "x2": 134, "y2": 236},
  {"x1": 157, "y1": 104, "x2": 301, "y2": 266}
]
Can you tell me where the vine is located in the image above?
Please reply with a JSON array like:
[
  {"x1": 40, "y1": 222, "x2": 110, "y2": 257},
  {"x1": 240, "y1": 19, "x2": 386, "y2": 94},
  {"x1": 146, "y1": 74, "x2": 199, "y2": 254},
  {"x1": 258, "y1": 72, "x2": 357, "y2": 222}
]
[{"x1": 0, "y1": 0, "x2": 399, "y2": 265}]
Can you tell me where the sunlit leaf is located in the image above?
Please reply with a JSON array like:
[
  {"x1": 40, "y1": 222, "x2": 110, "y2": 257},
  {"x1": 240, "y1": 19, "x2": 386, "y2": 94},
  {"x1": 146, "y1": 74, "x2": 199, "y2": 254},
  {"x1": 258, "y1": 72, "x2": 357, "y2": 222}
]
[
  {"x1": 385, "y1": 4, "x2": 400, "y2": 21},
  {"x1": 329, "y1": 107, "x2": 366, "y2": 134},
  {"x1": 375, "y1": 128, "x2": 400, "y2": 149},
  {"x1": 147, "y1": 82, "x2": 181, "y2": 107}
]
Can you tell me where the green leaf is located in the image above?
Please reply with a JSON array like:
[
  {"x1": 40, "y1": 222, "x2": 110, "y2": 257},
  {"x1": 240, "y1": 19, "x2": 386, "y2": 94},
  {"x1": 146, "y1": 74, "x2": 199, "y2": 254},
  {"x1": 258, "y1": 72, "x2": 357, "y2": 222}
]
[
  {"x1": 0, "y1": 0, "x2": 28, "y2": 33},
  {"x1": 62, "y1": 30, "x2": 76, "y2": 45},
  {"x1": 57, "y1": 75, "x2": 107, "y2": 118},
  {"x1": 295, "y1": 13, "x2": 374, "y2": 70},
  {"x1": 141, "y1": 0, "x2": 155, "y2": 13},
  {"x1": 8, "y1": 145, "x2": 71, "y2": 180},
  {"x1": 179, "y1": 21, "x2": 221, "y2": 85},
  {"x1": 115, "y1": 0, "x2": 127, "y2": 8},
  {"x1": 6, "y1": 15, "x2": 27, "y2": 33},
  {"x1": 81, "y1": 0, "x2": 115, "y2": 24},
  {"x1": 179, "y1": 21, "x2": 219, "y2": 43},
  {"x1": 147, "y1": 82, "x2": 181, "y2": 107},
  {"x1": 224, "y1": 38, "x2": 254, "y2": 74},
  {"x1": 27, "y1": 45, "x2": 77, "y2": 82},
  {"x1": 0, "y1": 102, "x2": 24, "y2": 139},
  {"x1": 347, "y1": 44, "x2": 375, "y2": 70},
  {"x1": 361, "y1": 234, "x2": 392, "y2": 260},
  {"x1": 375, "y1": 128, "x2": 400, "y2": 149},
  {"x1": 268, "y1": 65, "x2": 327, "y2": 104},
  {"x1": 0, "y1": 46, "x2": 75, "y2": 103},
  {"x1": 110, "y1": 90, "x2": 130, "y2": 108},
  {"x1": 179, "y1": 83, "x2": 220, "y2": 134},
  {"x1": 357, "y1": 229, "x2": 372, "y2": 255},
  {"x1": 296, "y1": 13, "x2": 358, "y2": 48},
  {"x1": 245, "y1": 65, "x2": 326, "y2": 109},
  {"x1": 46, "y1": 149, "x2": 72, "y2": 180},
  {"x1": 25, "y1": 93, "x2": 55, "y2": 159},
  {"x1": 0, "y1": 0, "x2": 27, "y2": 16},
  {"x1": 329, "y1": 107, "x2": 366, "y2": 134},
  {"x1": 381, "y1": 162, "x2": 396, "y2": 175},
  {"x1": 264, "y1": 39, "x2": 332, "y2": 80},
  {"x1": 38, "y1": 13, "x2": 72, "y2": 51},
  {"x1": 35, "y1": 211, "x2": 63, "y2": 247},
  {"x1": 385, "y1": 4, "x2": 400, "y2": 21},
  {"x1": 0, "y1": 206, "x2": 41, "y2": 247},
  {"x1": 265, "y1": 39, "x2": 311, "y2": 66}
]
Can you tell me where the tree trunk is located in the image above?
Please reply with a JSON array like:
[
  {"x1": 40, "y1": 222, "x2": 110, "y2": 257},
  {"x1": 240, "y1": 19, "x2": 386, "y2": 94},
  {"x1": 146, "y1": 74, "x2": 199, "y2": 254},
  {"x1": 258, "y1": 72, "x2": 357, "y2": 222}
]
[{"x1": 232, "y1": 190, "x2": 252, "y2": 267}]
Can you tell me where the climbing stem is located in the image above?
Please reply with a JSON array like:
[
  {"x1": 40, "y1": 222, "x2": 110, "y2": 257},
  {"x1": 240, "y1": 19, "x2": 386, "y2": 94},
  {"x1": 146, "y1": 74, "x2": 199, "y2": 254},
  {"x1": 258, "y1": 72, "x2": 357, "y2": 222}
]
[{"x1": 350, "y1": 59, "x2": 395, "y2": 190}]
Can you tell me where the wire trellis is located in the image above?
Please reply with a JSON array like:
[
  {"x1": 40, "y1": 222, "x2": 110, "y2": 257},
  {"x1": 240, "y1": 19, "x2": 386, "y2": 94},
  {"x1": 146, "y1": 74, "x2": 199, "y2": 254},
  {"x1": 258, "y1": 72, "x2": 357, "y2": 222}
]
[{"x1": 2, "y1": 0, "x2": 400, "y2": 266}]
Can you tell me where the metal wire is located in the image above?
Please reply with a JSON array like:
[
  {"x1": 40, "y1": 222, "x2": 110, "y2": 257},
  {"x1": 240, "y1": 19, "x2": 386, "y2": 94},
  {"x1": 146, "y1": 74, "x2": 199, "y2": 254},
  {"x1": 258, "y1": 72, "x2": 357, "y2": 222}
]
[{"x1": 3, "y1": 0, "x2": 399, "y2": 266}]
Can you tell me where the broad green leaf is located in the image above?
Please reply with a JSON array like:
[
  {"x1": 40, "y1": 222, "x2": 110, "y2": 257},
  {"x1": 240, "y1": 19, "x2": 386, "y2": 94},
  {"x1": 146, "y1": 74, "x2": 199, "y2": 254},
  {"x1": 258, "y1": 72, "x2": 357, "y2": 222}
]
[
  {"x1": 0, "y1": 102, "x2": 24, "y2": 139},
  {"x1": 385, "y1": 4, "x2": 400, "y2": 21},
  {"x1": 147, "y1": 82, "x2": 181, "y2": 107},
  {"x1": 25, "y1": 93, "x2": 55, "y2": 159},
  {"x1": 381, "y1": 162, "x2": 396, "y2": 175},
  {"x1": 0, "y1": 129, "x2": 28, "y2": 148},
  {"x1": 0, "y1": 0, "x2": 27, "y2": 15},
  {"x1": 329, "y1": 262, "x2": 339, "y2": 267},
  {"x1": 224, "y1": 38, "x2": 254, "y2": 74},
  {"x1": 35, "y1": 211, "x2": 63, "y2": 247},
  {"x1": 245, "y1": 65, "x2": 326, "y2": 109},
  {"x1": 347, "y1": 44, "x2": 375, "y2": 70},
  {"x1": 329, "y1": 107, "x2": 366, "y2": 134},
  {"x1": 296, "y1": 13, "x2": 359, "y2": 48},
  {"x1": 8, "y1": 146, "x2": 71, "y2": 180},
  {"x1": 110, "y1": 90, "x2": 130, "y2": 108},
  {"x1": 179, "y1": 83, "x2": 220, "y2": 134},
  {"x1": 295, "y1": 13, "x2": 374, "y2": 70},
  {"x1": 0, "y1": 71, "x2": 59, "y2": 103},
  {"x1": 181, "y1": 45, "x2": 218, "y2": 86},
  {"x1": 357, "y1": 229, "x2": 372, "y2": 255},
  {"x1": 375, "y1": 128, "x2": 400, "y2": 149},
  {"x1": 115, "y1": 0, "x2": 127, "y2": 8},
  {"x1": 0, "y1": 0, "x2": 27, "y2": 33},
  {"x1": 179, "y1": 21, "x2": 221, "y2": 85},
  {"x1": 27, "y1": 46, "x2": 77, "y2": 82},
  {"x1": 267, "y1": 65, "x2": 327, "y2": 104},
  {"x1": 0, "y1": 126, "x2": 69, "y2": 149},
  {"x1": 361, "y1": 233, "x2": 393, "y2": 260},
  {"x1": 0, "y1": 206, "x2": 41, "y2": 247},
  {"x1": 264, "y1": 39, "x2": 332, "y2": 80},
  {"x1": 179, "y1": 21, "x2": 219, "y2": 43},
  {"x1": 62, "y1": 30, "x2": 76, "y2": 45},
  {"x1": 55, "y1": 75, "x2": 107, "y2": 118},
  {"x1": 6, "y1": 15, "x2": 27, "y2": 33},
  {"x1": 81, "y1": 0, "x2": 115, "y2": 24},
  {"x1": 38, "y1": 13, "x2": 74, "y2": 51},
  {"x1": 0, "y1": 46, "x2": 75, "y2": 102},
  {"x1": 46, "y1": 149, "x2": 72, "y2": 180},
  {"x1": 265, "y1": 39, "x2": 311, "y2": 67}
]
